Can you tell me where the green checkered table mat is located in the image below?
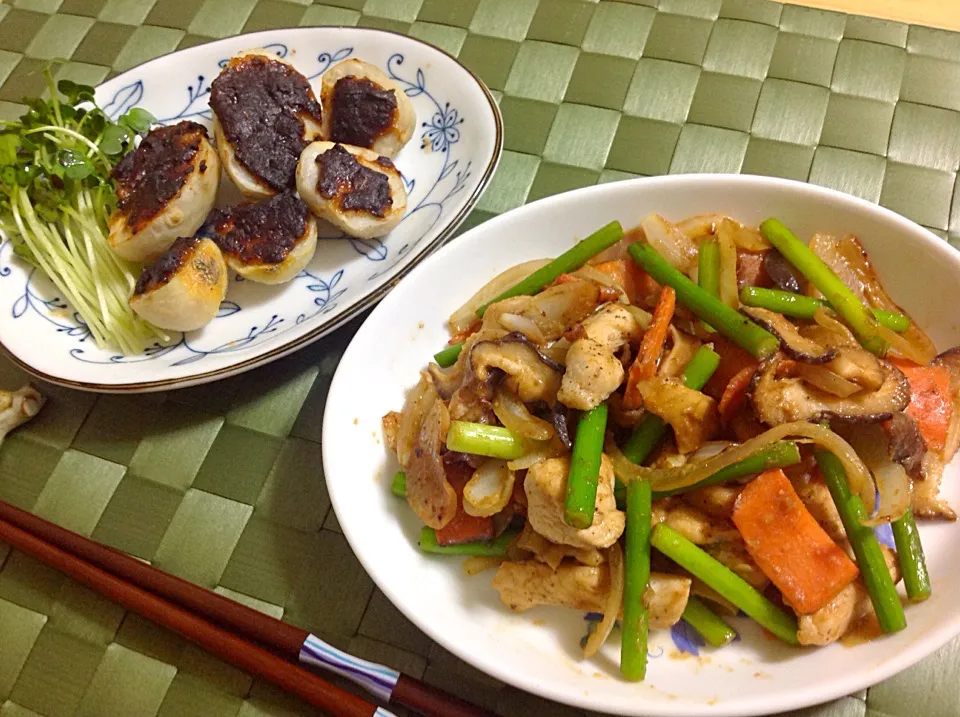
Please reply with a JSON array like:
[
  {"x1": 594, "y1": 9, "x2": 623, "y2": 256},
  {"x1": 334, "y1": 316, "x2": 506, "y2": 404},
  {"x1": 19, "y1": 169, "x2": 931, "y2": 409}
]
[{"x1": 1, "y1": 0, "x2": 960, "y2": 715}]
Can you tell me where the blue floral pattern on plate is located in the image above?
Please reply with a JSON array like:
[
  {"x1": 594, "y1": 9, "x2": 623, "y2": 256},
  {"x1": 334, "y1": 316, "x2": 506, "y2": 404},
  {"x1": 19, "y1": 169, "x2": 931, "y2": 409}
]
[{"x1": 0, "y1": 28, "x2": 501, "y2": 389}]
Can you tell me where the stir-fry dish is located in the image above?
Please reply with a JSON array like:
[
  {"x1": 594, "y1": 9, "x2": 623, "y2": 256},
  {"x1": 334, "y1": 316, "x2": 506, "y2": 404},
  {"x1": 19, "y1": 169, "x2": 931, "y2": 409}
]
[{"x1": 383, "y1": 214, "x2": 960, "y2": 680}]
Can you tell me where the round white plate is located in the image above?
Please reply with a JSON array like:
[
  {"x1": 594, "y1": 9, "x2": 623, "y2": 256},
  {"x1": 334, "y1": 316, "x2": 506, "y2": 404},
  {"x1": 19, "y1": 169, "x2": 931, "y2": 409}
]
[
  {"x1": 0, "y1": 27, "x2": 501, "y2": 392},
  {"x1": 324, "y1": 175, "x2": 960, "y2": 716}
]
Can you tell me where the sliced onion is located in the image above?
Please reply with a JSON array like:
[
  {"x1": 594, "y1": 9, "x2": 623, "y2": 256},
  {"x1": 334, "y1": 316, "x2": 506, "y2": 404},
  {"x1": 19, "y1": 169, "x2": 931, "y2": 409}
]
[
  {"x1": 499, "y1": 313, "x2": 546, "y2": 345},
  {"x1": 676, "y1": 213, "x2": 722, "y2": 240},
  {"x1": 814, "y1": 306, "x2": 935, "y2": 365},
  {"x1": 641, "y1": 214, "x2": 698, "y2": 274},
  {"x1": 541, "y1": 337, "x2": 571, "y2": 366},
  {"x1": 516, "y1": 280, "x2": 603, "y2": 341},
  {"x1": 691, "y1": 441, "x2": 732, "y2": 460},
  {"x1": 449, "y1": 259, "x2": 551, "y2": 333},
  {"x1": 811, "y1": 233, "x2": 937, "y2": 361},
  {"x1": 659, "y1": 326, "x2": 701, "y2": 378},
  {"x1": 463, "y1": 459, "x2": 516, "y2": 517},
  {"x1": 396, "y1": 374, "x2": 435, "y2": 467},
  {"x1": 583, "y1": 542, "x2": 623, "y2": 659},
  {"x1": 493, "y1": 388, "x2": 554, "y2": 441},
  {"x1": 507, "y1": 436, "x2": 566, "y2": 470},
  {"x1": 573, "y1": 264, "x2": 620, "y2": 289},
  {"x1": 791, "y1": 363, "x2": 862, "y2": 398},
  {"x1": 590, "y1": 225, "x2": 642, "y2": 264},
  {"x1": 607, "y1": 421, "x2": 875, "y2": 510},
  {"x1": 867, "y1": 460, "x2": 911, "y2": 526},
  {"x1": 877, "y1": 322, "x2": 936, "y2": 365},
  {"x1": 718, "y1": 217, "x2": 770, "y2": 252},
  {"x1": 625, "y1": 305, "x2": 652, "y2": 330},
  {"x1": 716, "y1": 226, "x2": 739, "y2": 309},
  {"x1": 812, "y1": 307, "x2": 859, "y2": 347},
  {"x1": 843, "y1": 425, "x2": 911, "y2": 525}
]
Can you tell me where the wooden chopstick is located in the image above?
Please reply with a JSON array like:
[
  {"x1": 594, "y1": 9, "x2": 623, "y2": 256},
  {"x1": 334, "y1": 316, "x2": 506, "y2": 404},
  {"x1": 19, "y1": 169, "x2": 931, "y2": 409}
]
[
  {"x1": 0, "y1": 500, "x2": 497, "y2": 717},
  {"x1": 0, "y1": 515, "x2": 386, "y2": 717}
]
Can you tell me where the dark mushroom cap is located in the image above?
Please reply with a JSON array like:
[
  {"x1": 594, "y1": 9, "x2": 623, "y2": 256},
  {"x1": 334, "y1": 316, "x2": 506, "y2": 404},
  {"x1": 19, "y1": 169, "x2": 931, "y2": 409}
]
[
  {"x1": 741, "y1": 305, "x2": 837, "y2": 363},
  {"x1": 748, "y1": 352, "x2": 910, "y2": 425}
]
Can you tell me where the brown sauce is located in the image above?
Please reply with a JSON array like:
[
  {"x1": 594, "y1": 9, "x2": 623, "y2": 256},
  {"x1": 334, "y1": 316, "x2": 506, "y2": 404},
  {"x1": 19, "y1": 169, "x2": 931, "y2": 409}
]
[
  {"x1": 329, "y1": 76, "x2": 397, "y2": 149},
  {"x1": 204, "y1": 191, "x2": 309, "y2": 265},
  {"x1": 134, "y1": 236, "x2": 200, "y2": 294},
  {"x1": 210, "y1": 54, "x2": 322, "y2": 191},
  {"x1": 315, "y1": 143, "x2": 393, "y2": 217},
  {"x1": 112, "y1": 122, "x2": 206, "y2": 233}
]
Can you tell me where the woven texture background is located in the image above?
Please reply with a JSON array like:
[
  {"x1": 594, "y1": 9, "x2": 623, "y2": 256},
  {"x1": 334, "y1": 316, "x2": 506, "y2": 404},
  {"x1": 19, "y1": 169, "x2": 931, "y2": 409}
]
[{"x1": 0, "y1": 1, "x2": 959, "y2": 716}]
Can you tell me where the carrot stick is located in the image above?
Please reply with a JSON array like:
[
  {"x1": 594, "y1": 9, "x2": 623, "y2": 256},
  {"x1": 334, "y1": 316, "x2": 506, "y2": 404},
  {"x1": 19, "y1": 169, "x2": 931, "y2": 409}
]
[
  {"x1": 703, "y1": 335, "x2": 759, "y2": 401},
  {"x1": 623, "y1": 285, "x2": 676, "y2": 409},
  {"x1": 593, "y1": 260, "x2": 659, "y2": 307},
  {"x1": 718, "y1": 365, "x2": 756, "y2": 422},
  {"x1": 732, "y1": 469, "x2": 859, "y2": 615},
  {"x1": 888, "y1": 358, "x2": 952, "y2": 452},
  {"x1": 549, "y1": 273, "x2": 582, "y2": 287},
  {"x1": 449, "y1": 322, "x2": 480, "y2": 346},
  {"x1": 592, "y1": 260, "x2": 628, "y2": 288},
  {"x1": 435, "y1": 465, "x2": 494, "y2": 546}
]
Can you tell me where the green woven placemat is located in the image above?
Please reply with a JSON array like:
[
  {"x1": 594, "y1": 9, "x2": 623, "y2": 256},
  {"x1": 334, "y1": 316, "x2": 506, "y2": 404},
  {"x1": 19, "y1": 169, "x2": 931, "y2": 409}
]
[{"x1": 1, "y1": 1, "x2": 959, "y2": 716}]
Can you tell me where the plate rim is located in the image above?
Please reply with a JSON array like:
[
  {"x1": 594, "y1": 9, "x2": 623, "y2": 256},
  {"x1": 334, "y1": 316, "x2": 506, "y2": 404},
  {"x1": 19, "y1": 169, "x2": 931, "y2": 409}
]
[
  {"x1": 323, "y1": 173, "x2": 960, "y2": 716},
  {"x1": 0, "y1": 26, "x2": 503, "y2": 394}
]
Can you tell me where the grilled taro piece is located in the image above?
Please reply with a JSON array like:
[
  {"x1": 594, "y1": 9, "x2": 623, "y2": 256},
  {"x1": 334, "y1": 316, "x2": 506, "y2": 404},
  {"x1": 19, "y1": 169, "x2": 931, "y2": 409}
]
[
  {"x1": 210, "y1": 49, "x2": 323, "y2": 198},
  {"x1": 203, "y1": 192, "x2": 318, "y2": 285},
  {"x1": 319, "y1": 58, "x2": 415, "y2": 157},
  {"x1": 108, "y1": 121, "x2": 219, "y2": 263},
  {"x1": 130, "y1": 236, "x2": 227, "y2": 332},
  {"x1": 296, "y1": 141, "x2": 406, "y2": 239}
]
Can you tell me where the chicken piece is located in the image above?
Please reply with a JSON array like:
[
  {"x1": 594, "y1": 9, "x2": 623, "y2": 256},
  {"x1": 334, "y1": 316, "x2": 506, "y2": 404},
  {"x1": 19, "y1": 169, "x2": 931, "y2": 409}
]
[
  {"x1": 525, "y1": 455, "x2": 625, "y2": 549},
  {"x1": 797, "y1": 581, "x2": 859, "y2": 646},
  {"x1": 557, "y1": 339, "x2": 624, "y2": 411},
  {"x1": 492, "y1": 560, "x2": 689, "y2": 630},
  {"x1": 319, "y1": 58, "x2": 415, "y2": 157},
  {"x1": 651, "y1": 498, "x2": 740, "y2": 545},
  {"x1": 684, "y1": 485, "x2": 741, "y2": 520},
  {"x1": 912, "y1": 453, "x2": 957, "y2": 520},
  {"x1": 202, "y1": 192, "x2": 317, "y2": 285},
  {"x1": 108, "y1": 121, "x2": 219, "y2": 263},
  {"x1": 129, "y1": 237, "x2": 227, "y2": 332},
  {"x1": 406, "y1": 393, "x2": 457, "y2": 530},
  {"x1": 210, "y1": 49, "x2": 323, "y2": 197},
  {"x1": 794, "y1": 478, "x2": 849, "y2": 549},
  {"x1": 515, "y1": 522, "x2": 604, "y2": 571},
  {"x1": 493, "y1": 561, "x2": 608, "y2": 612},
  {"x1": 644, "y1": 573, "x2": 692, "y2": 629},
  {"x1": 558, "y1": 304, "x2": 642, "y2": 411},
  {"x1": 798, "y1": 545, "x2": 901, "y2": 646},
  {"x1": 296, "y1": 141, "x2": 407, "y2": 239},
  {"x1": 581, "y1": 304, "x2": 642, "y2": 348},
  {"x1": 704, "y1": 538, "x2": 769, "y2": 590}
]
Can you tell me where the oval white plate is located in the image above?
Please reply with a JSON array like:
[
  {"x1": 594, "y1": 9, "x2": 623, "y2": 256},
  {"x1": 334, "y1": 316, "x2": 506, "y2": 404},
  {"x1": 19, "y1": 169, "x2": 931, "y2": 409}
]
[
  {"x1": 0, "y1": 27, "x2": 501, "y2": 392},
  {"x1": 324, "y1": 175, "x2": 960, "y2": 716}
]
